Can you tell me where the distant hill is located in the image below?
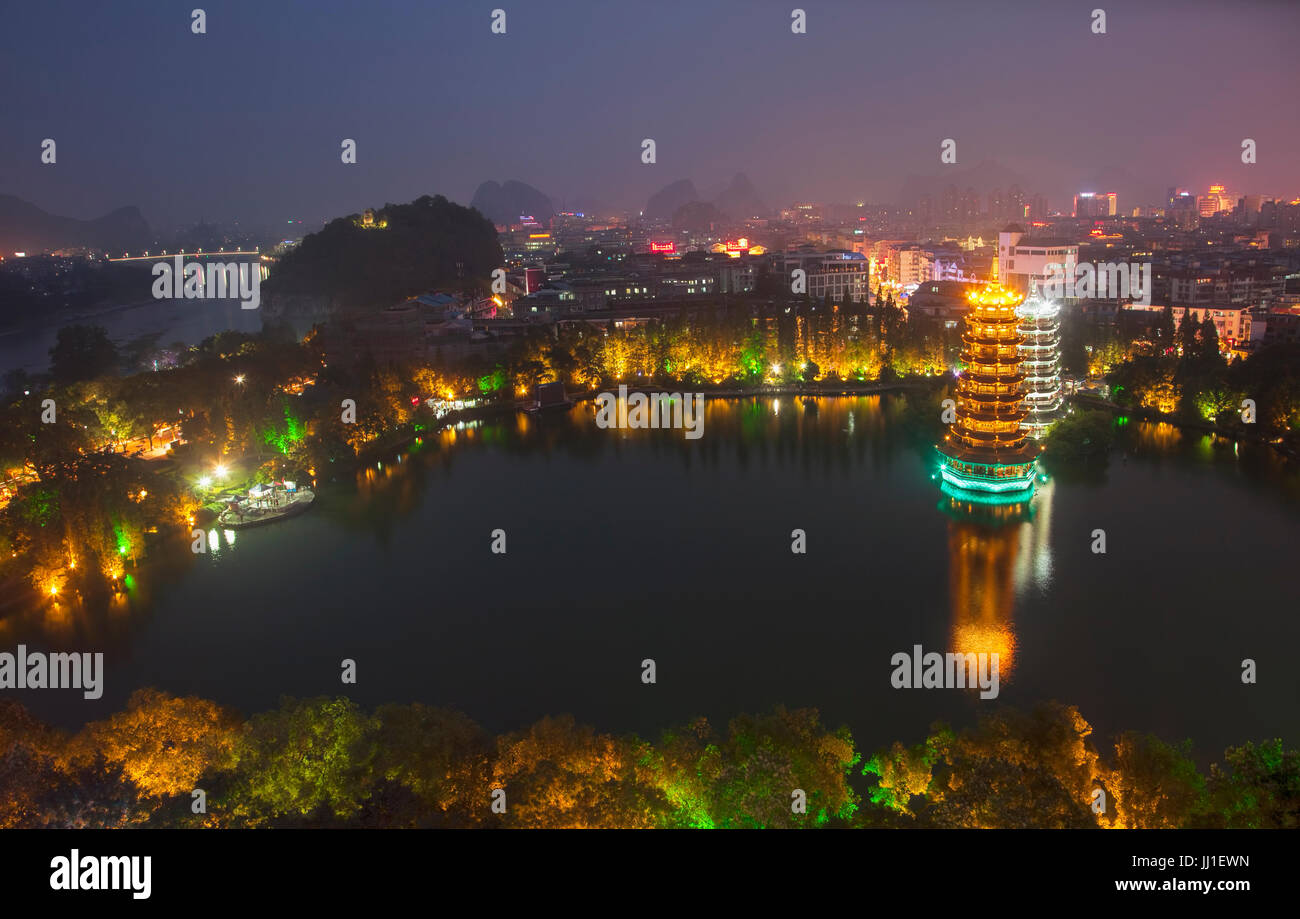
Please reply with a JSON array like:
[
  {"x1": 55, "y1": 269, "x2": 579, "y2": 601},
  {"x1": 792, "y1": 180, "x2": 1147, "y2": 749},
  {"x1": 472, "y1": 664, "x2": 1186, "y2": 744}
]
[
  {"x1": 646, "y1": 174, "x2": 768, "y2": 221},
  {"x1": 262, "y1": 194, "x2": 502, "y2": 315},
  {"x1": 0, "y1": 195, "x2": 151, "y2": 254},
  {"x1": 712, "y1": 172, "x2": 768, "y2": 219},
  {"x1": 469, "y1": 180, "x2": 555, "y2": 226},
  {"x1": 645, "y1": 180, "x2": 700, "y2": 220},
  {"x1": 672, "y1": 201, "x2": 723, "y2": 232}
]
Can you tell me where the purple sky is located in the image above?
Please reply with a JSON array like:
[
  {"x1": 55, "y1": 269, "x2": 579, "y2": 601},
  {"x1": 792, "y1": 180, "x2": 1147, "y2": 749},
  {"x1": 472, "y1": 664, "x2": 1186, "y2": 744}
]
[{"x1": 2, "y1": 0, "x2": 1297, "y2": 229}]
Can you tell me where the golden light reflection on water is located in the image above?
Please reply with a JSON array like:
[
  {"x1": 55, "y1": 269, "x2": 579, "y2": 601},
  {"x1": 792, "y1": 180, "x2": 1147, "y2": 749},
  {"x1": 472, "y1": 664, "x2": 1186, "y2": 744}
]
[
  {"x1": 1134, "y1": 421, "x2": 1182, "y2": 451},
  {"x1": 943, "y1": 487, "x2": 1052, "y2": 683},
  {"x1": 948, "y1": 517, "x2": 1020, "y2": 678}
]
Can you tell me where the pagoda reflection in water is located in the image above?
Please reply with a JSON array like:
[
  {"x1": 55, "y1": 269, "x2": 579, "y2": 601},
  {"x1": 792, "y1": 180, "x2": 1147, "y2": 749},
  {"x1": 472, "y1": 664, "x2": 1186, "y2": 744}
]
[{"x1": 940, "y1": 477, "x2": 1054, "y2": 682}]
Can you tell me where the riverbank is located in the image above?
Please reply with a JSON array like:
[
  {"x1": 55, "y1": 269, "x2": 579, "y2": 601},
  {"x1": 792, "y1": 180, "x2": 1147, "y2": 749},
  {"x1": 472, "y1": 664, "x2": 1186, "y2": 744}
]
[
  {"x1": 355, "y1": 378, "x2": 948, "y2": 463},
  {"x1": 1069, "y1": 394, "x2": 1298, "y2": 461}
]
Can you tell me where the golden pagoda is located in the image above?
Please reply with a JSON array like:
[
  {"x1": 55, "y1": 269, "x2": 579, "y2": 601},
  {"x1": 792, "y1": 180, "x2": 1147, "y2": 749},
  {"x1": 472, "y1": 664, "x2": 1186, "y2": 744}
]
[{"x1": 937, "y1": 284, "x2": 1039, "y2": 495}]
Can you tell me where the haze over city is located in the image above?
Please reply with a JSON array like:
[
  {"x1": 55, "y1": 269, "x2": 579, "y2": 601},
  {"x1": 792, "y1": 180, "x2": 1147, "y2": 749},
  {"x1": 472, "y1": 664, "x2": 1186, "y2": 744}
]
[{"x1": 3, "y1": 0, "x2": 1298, "y2": 230}]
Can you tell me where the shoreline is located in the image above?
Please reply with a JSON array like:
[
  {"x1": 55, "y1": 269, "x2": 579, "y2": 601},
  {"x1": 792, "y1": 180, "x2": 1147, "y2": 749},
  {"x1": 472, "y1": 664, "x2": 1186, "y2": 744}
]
[
  {"x1": 355, "y1": 380, "x2": 944, "y2": 462},
  {"x1": 1069, "y1": 394, "x2": 1298, "y2": 460}
]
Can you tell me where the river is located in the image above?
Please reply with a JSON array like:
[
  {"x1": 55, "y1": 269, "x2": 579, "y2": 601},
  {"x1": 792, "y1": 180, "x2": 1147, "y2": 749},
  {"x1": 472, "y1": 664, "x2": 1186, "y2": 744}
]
[{"x1": 0, "y1": 297, "x2": 275, "y2": 376}]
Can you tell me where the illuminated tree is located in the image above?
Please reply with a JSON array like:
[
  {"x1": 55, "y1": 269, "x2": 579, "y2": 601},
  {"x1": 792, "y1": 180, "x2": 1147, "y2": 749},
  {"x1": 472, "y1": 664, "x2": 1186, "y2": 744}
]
[
  {"x1": 659, "y1": 707, "x2": 859, "y2": 829},
  {"x1": 70, "y1": 689, "x2": 240, "y2": 800},
  {"x1": 1106, "y1": 733, "x2": 1207, "y2": 829},
  {"x1": 917, "y1": 703, "x2": 1103, "y2": 828},
  {"x1": 492, "y1": 715, "x2": 667, "y2": 829},
  {"x1": 223, "y1": 696, "x2": 378, "y2": 825},
  {"x1": 862, "y1": 739, "x2": 934, "y2": 818}
]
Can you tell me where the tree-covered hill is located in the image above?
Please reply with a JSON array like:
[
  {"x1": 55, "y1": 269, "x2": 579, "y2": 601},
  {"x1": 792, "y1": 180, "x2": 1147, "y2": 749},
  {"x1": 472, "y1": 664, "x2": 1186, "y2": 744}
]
[{"x1": 263, "y1": 194, "x2": 502, "y2": 310}]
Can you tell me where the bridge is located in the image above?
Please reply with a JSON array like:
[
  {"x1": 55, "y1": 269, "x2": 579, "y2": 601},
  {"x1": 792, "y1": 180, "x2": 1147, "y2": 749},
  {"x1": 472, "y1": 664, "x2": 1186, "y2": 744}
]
[{"x1": 107, "y1": 249, "x2": 261, "y2": 262}]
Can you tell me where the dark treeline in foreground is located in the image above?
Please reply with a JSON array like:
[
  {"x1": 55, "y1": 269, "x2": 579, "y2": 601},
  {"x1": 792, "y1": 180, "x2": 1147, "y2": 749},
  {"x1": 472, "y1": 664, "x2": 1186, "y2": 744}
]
[{"x1": 1, "y1": 694, "x2": 1294, "y2": 829}]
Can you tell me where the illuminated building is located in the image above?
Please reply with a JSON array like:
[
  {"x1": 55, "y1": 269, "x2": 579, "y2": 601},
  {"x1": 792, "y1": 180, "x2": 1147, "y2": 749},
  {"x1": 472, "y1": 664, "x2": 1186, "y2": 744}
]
[
  {"x1": 936, "y1": 284, "x2": 1038, "y2": 495},
  {"x1": 1015, "y1": 289, "x2": 1062, "y2": 437},
  {"x1": 1197, "y1": 184, "x2": 1234, "y2": 218},
  {"x1": 769, "y1": 248, "x2": 869, "y2": 302},
  {"x1": 997, "y1": 225, "x2": 1079, "y2": 297},
  {"x1": 1073, "y1": 191, "x2": 1117, "y2": 217}
]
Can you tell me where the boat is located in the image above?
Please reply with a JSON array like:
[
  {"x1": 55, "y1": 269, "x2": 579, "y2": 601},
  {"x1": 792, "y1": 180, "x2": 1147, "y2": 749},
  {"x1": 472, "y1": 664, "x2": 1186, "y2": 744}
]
[{"x1": 217, "y1": 481, "x2": 315, "y2": 529}]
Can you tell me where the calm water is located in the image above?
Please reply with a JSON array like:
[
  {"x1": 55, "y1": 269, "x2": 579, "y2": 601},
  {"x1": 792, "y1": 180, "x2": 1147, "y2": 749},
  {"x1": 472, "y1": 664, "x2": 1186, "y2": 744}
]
[
  {"x1": 6, "y1": 396, "x2": 1299, "y2": 763},
  {"x1": 0, "y1": 298, "x2": 270, "y2": 376}
]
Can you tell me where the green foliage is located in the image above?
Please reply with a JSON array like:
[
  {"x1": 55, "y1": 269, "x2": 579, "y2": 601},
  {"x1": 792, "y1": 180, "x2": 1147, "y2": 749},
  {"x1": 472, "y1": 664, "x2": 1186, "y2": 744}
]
[
  {"x1": 659, "y1": 707, "x2": 860, "y2": 829},
  {"x1": 264, "y1": 194, "x2": 502, "y2": 308},
  {"x1": 223, "y1": 696, "x2": 378, "y2": 824},
  {"x1": 260, "y1": 397, "x2": 306, "y2": 455},
  {"x1": 1043, "y1": 409, "x2": 1116, "y2": 465},
  {"x1": 2, "y1": 696, "x2": 1298, "y2": 829},
  {"x1": 477, "y1": 366, "x2": 506, "y2": 394},
  {"x1": 1208, "y1": 739, "x2": 1300, "y2": 829},
  {"x1": 1109, "y1": 733, "x2": 1208, "y2": 828}
]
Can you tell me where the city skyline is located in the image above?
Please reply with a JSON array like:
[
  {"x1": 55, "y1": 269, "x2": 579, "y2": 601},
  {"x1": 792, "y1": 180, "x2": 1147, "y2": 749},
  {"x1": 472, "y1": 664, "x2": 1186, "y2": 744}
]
[{"x1": 3, "y1": 0, "x2": 1299, "y2": 230}]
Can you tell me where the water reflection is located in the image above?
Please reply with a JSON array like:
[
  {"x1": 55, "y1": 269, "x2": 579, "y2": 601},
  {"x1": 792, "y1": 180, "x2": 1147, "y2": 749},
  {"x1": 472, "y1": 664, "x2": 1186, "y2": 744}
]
[
  {"x1": 4, "y1": 396, "x2": 1297, "y2": 652},
  {"x1": 1014, "y1": 478, "x2": 1054, "y2": 595},
  {"x1": 939, "y1": 482, "x2": 1051, "y2": 682}
]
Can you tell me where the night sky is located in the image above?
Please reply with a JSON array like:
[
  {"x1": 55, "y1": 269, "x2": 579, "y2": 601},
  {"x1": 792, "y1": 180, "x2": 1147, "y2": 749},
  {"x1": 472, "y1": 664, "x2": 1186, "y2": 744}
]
[{"x1": 2, "y1": 0, "x2": 1297, "y2": 229}]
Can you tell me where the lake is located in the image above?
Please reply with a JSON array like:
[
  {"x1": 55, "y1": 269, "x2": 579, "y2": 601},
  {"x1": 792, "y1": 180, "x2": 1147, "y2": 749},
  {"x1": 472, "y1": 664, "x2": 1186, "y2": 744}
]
[{"x1": 5, "y1": 396, "x2": 1298, "y2": 764}]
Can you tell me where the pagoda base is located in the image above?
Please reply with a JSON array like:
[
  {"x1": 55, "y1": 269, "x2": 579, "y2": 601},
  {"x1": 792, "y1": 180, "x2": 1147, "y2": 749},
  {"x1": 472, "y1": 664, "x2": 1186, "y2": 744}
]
[{"x1": 937, "y1": 451, "x2": 1037, "y2": 496}]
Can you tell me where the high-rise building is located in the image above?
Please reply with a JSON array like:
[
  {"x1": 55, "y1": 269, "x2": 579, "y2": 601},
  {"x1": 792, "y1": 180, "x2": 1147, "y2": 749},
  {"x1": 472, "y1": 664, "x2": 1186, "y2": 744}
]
[
  {"x1": 1074, "y1": 192, "x2": 1117, "y2": 217},
  {"x1": 937, "y1": 285, "x2": 1040, "y2": 496},
  {"x1": 942, "y1": 184, "x2": 960, "y2": 221},
  {"x1": 1007, "y1": 185, "x2": 1025, "y2": 219},
  {"x1": 1015, "y1": 290, "x2": 1062, "y2": 437},
  {"x1": 1198, "y1": 184, "x2": 1234, "y2": 217},
  {"x1": 769, "y1": 248, "x2": 870, "y2": 302},
  {"x1": 917, "y1": 194, "x2": 933, "y2": 224},
  {"x1": 988, "y1": 187, "x2": 1004, "y2": 219}
]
